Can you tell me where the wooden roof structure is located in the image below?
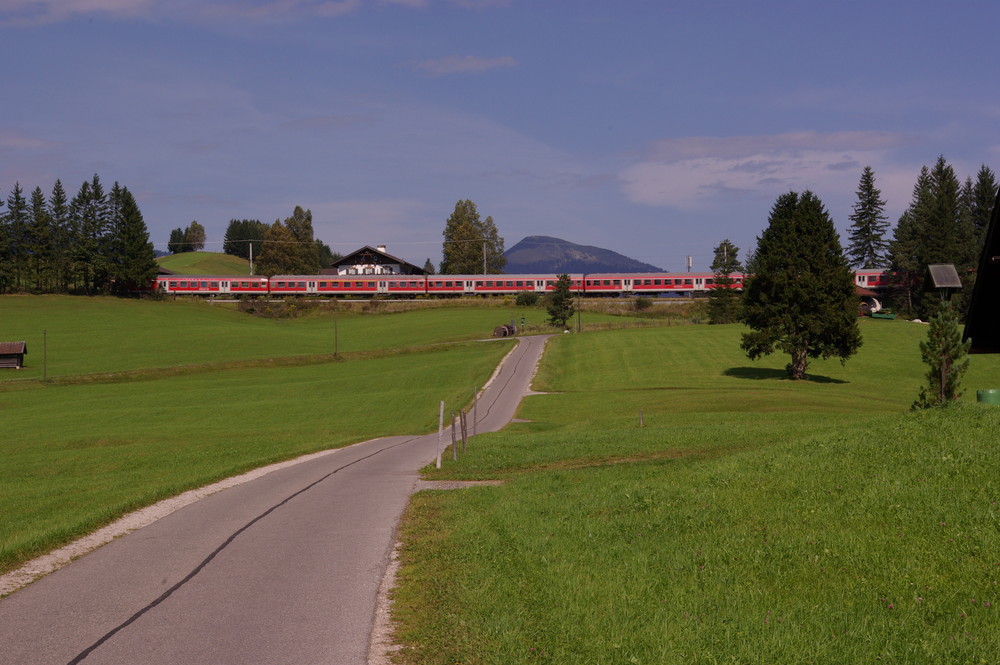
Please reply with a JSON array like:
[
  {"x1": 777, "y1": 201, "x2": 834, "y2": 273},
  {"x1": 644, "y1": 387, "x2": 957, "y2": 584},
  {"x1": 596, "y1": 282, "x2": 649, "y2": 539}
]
[{"x1": 0, "y1": 341, "x2": 27, "y2": 369}]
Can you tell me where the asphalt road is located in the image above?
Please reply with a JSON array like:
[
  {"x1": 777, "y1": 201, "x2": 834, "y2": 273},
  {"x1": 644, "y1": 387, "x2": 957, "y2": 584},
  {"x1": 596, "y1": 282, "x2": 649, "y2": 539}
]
[{"x1": 0, "y1": 335, "x2": 551, "y2": 665}]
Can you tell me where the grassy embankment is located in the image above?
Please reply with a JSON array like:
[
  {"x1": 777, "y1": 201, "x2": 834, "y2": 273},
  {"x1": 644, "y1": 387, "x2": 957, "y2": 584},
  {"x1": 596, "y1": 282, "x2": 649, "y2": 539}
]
[
  {"x1": 393, "y1": 320, "x2": 1000, "y2": 664},
  {"x1": 156, "y1": 251, "x2": 251, "y2": 275}
]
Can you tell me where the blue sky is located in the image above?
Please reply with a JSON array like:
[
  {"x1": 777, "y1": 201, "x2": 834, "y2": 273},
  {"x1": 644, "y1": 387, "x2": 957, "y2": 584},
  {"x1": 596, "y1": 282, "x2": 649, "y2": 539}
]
[{"x1": 2, "y1": 0, "x2": 998, "y2": 270}]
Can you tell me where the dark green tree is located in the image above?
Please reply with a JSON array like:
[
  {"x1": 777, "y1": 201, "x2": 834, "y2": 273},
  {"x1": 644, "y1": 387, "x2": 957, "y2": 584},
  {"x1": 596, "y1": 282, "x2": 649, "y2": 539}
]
[
  {"x1": 741, "y1": 191, "x2": 862, "y2": 380},
  {"x1": 0, "y1": 188, "x2": 8, "y2": 292},
  {"x1": 546, "y1": 273, "x2": 576, "y2": 328},
  {"x1": 423, "y1": 258, "x2": 436, "y2": 275},
  {"x1": 6, "y1": 183, "x2": 29, "y2": 290},
  {"x1": 168, "y1": 228, "x2": 186, "y2": 253},
  {"x1": 707, "y1": 238, "x2": 743, "y2": 324},
  {"x1": 846, "y1": 166, "x2": 890, "y2": 268},
  {"x1": 49, "y1": 180, "x2": 71, "y2": 292},
  {"x1": 969, "y1": 165, "x2": 998, "y2": 250},
  {"x1": 440, "y1": 200, "x2": 505, "y2": 274},
  {"x1": 223, "y1": 219, "x2": 267, "y2": 260},
  {"x1": 912, "y1": 300, "x2": 971, "y2": 409},
  {"x1": 68, "y1": 175, "x2": 112, "y2": 293},
  {"x1": 108, "y1": 186, "x2": 157, "y2": 295},
  {"x1": 889, "y1": 166, "x2": 932, "y2": 316},
  {"x1": 26, "y1": 186, "x2": 53, "y2": 291}
]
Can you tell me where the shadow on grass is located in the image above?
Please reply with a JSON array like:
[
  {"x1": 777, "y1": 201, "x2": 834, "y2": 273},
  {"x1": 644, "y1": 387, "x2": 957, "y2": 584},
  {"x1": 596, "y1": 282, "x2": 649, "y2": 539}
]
[{"x1": 723, "y1": 367, "x2": 848, "y2": 384}]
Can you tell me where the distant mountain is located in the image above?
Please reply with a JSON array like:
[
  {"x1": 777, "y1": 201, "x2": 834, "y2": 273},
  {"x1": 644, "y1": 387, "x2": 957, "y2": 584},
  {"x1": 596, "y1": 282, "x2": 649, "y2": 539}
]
[{"x1": 504, "y1": 236, "x2": 663, "y2": 274}]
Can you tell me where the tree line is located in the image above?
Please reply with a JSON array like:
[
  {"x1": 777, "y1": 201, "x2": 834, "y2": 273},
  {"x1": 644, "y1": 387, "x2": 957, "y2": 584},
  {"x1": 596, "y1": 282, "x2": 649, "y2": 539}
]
[{"x1": 0, "y1": 174, "x2": 157, "y2": 295}]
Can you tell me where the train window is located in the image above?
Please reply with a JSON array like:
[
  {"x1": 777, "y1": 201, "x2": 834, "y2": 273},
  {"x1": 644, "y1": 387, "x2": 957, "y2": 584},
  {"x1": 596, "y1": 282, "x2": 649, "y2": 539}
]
[
  {"x1": 547, "y1": 281, "x2": 555, "y2": 287},
  {"x1": 367, "y1": 282, "x2": 375, "y2": 288},
  {"x1": 296, "y1": 281, "x2": 304, "y2": 288},
  {"x1": 200, "y1": 281, "x2": 209, "y2": 288},
  {"x1": 654, "y1": 279, "x2": 661, "y2": 286},
  {"x1": 613, "y1": 280, "x2": 621, "y2": 286},
  {"x1": 484, "y1": 281, "x2": 493, "y2": 287},
  {"x1": 242, "y1": 282, "x2": 249, "y2": 288},
  {"x1": 330, "y1": 281, "x2": 339, "y2": 287},
  {"x1": 643, "y1": 279, "x2": 651, "y2": 286},
  {"x1": 684, "y1": 279, "x2": 693, "y2": 286},
  {"x1": 211, "y1": 282, "x2": 219, "y2": 288},
  {"x1": 168, "y1": 281, "x2": 177, "y2": 288},
  {"x1": 515, "y1": 281, "x2": 524, "y2": 287},
  {"x1": 602, "y1": 280, "x2": 610, "y2": 286},
  {"x1": 318, "y1": 281, "x2": 327, "y2": 288},
  {"x1": 388, "y1": 282, "x2": 397, "y2": 288},
  {"x1": 706, "y1": 279, "x2": 714, "y2": 285},
  {"x1": 355, "y1": 282, "x2": 364, "y2": 288},
  {"x1": 444, "y1": 281, "x2": 453, "y2": 287}
]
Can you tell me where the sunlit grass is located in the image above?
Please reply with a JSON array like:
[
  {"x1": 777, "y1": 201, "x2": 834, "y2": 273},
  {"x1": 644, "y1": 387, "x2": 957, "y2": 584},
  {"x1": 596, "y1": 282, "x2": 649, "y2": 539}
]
[{"x1": 393, "y1": 320, "x2": 1000, "y2": 664}]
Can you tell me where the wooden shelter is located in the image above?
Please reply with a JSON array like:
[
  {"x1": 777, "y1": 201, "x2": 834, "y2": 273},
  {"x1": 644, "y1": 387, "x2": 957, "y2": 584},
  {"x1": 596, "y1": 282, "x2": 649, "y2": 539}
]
[{"x1": 0, "y1": 342, "x2": 27, "y2": 369}]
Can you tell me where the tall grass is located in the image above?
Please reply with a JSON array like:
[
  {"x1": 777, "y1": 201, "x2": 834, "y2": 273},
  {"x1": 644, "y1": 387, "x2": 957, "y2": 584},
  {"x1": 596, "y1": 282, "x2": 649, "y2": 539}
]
[{"x1": 393, "y1": 319, "x2": 1000, "y2": 664}]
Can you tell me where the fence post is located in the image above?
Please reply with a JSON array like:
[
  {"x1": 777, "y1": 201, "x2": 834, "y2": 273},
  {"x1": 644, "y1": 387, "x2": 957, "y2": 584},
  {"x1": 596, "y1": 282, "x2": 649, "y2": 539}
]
[
  {"x1": 473, "y1": 386, "x2": 478, "y2": 436},
  {"x1": 436, "y1": 400, "x2": 444, "y2": 469},
  {"x1": 451, "y1": 411, "x2": 458, "y2": 461},
  {"x1": 461, "y1": 410, "x2": 468, "y2": 452}
]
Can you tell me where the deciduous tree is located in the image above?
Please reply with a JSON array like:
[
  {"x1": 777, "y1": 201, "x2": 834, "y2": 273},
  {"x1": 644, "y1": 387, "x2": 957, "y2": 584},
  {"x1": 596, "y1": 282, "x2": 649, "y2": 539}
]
[
  {"x1": 740, "y1": 191, "x2": 861, "y2": 380},
  {"x1": 440, "y1": 200, "x2": 505, "y2": 274}
]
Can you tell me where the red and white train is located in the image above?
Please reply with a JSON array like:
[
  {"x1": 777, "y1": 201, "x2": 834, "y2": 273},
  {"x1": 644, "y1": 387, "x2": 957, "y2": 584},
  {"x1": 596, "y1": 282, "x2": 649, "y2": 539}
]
[{"x1": 154, "y1": 270, "x2": 889, "y2": 298}]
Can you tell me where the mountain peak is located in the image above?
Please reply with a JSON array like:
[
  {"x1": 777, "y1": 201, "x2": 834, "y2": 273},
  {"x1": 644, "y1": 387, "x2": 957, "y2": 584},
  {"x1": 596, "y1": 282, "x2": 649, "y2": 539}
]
[{"x1": 504, "y1": 236, "x2": 662, "y2": 274}]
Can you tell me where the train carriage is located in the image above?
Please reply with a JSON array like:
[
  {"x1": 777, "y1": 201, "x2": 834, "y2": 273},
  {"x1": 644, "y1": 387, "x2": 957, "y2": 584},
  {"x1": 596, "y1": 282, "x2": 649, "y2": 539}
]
[{"x1": 155, "y1": 275, "x2": 269, "y2": 295}]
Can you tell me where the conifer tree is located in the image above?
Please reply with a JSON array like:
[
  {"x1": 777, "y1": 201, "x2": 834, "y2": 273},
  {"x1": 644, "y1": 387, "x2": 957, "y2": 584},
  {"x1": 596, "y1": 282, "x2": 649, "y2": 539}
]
[
  {"x1": 547, "y1": 273, "x2": 576, "y2": 328},
  {"x1": 168, "y1": 228, "x2": 186, "y2": 253},
  {"x1": 440, "y1": 200, "x2": 505, "y2": 274},
  {"x1": 6, "y1": 183, "x2": 29, "y2": 290},
  {"x1": 0, "y1": 188, "x2": 8, "y2": 292},
  {"x1": 707, "y1": 238, "x2": 743, "y2": 324},
  {"x1": 109, "y1": 186, "x2": 158, "y2": 295},
  {"x1": 26, "y1": 186, "x2": 52, "y2": 291},
  {"x1": 49, "y1": 180, "x2": 70, "y2": 292},
  {"x1": 846, "y1": 166, "x2": 890, "y2": 268},
  {"x1": 912, "y1": 300, "x2": 971, "y2": 409},
  {"x1": 284, "y1": 206, "x2": 321, "y2": 273},
  {"x1": 423, "y1": 258, "x2": 436, "y2": 275},
  {"x1": 740, "y1": 191, "x2": 861, "y2": 380}
]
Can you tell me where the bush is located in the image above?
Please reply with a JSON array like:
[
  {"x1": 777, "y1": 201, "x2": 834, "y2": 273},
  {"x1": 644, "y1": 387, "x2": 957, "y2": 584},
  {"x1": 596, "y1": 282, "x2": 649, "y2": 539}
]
[
  {"x1": 633, "y1": 296, "x2": 653, "y2": 311},
  {"x1": 515, "y1": 291, "x2": 540, "y2": 307}
]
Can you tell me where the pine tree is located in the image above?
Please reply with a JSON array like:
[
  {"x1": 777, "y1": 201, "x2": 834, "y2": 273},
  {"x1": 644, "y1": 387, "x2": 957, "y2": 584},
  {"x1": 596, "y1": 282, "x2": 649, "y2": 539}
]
[
  {"x1": 26, "y1": 186, "x2": 53, "y2": 291},
  {"x1": 423, "y1": 258, "x2": 436, "y2": 275},
  {"x1": 109, "y1": 186, "x2": 158, "y2": 295},
  {"x1": 912, "y1": 300, "x2": 971, "y2": 409},
  {"x1": 547, "y1": 273, "x2": 576, "y2": 328},
  {"x1": 223, "y1": 219, "x2": 267, "y2": 260},
  {"x1": 6, "y1": 183, "x2": 30, "y2": 290},
  {"x1": 168, "y1": 228, "x2": 186, "y2": 253},
  {"x1": 49, "y1": 180, "x2": 70, "y2": 292},
  {"x1": 707, "y1": 239, "x2": 743, "y2": 324},
  {"x1": 440, "y1": 200, "x2": 505, "y2": 274},
  {"x1": 846, "y1": 166, "x2": 890, "y2": 268},
  {"x1": 969, "y1": 165, "x2": 998, "y2": 254},
  {"x1": 0, "y1": 188, "x2": 8, "y2": 293},
  {"x1": 741, "y1": 191, "x2": 861, "y2": 380},
  {"x1": 889, "y1": 167, "x2": 932, "y2": 316}
]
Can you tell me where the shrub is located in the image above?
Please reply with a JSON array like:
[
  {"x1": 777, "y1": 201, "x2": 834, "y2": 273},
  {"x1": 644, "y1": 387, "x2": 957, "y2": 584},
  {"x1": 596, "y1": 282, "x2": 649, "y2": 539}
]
[{"x1": 515, "y1": 291, "x2": 540, "y2": 307}]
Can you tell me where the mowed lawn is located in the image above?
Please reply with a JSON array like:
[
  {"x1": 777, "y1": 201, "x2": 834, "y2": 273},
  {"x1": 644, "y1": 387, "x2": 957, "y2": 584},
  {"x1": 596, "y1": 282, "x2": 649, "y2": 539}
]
[
  {"x1": 393, "y1": 319, "x2": 1000, "y2": 664},
  {"x1": 0, "y1": 295, "x2": 564, "y2": 380},
  {"x1": 0, "y1": 296, "x2": 525, "y2": 576}
]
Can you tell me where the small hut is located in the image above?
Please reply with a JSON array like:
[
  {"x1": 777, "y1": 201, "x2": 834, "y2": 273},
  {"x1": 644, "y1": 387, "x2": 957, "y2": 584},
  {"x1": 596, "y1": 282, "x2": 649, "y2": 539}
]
[{"x1": 0, "y1": 342, "x2": 27, "y2": 369}]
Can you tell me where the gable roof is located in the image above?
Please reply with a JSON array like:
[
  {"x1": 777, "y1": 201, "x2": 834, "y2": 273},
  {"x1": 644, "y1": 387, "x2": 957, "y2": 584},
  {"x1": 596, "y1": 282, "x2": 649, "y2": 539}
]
[
  {"x1": 331, "y1": 245, "x2": 424, "y2": 275},
  {"x1": 0, "y1": 342, "x2": 27, "y2": 355}
]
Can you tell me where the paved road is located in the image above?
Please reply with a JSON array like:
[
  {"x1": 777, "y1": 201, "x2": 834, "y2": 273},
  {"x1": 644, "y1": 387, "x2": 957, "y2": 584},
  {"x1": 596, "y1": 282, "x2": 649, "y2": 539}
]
[{"x1": 0, "y1": 335, "x2": 550, "y2": 665}]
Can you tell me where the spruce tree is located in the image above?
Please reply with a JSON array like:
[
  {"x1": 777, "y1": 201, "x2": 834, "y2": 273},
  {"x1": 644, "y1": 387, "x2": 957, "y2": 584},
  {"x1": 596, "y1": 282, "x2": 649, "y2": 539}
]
[
  {"x1": 256, "y1": 220, "x2": 300, "y2": 276},
  {"x1": 846, "y1": 166, "x2": 890, "y2": 268},
  {"x1": 547, "y1": 273, "x2": 575, "y2": 328},
  {"x1": 707, "y1": 238, "x2": 743, "y2": 324},
  {"x1": 284, "y1": 206, "x2": 321, "y2": 273},
  {"x1": 740, "y1": 191, "x2": 861, "y2": 379},
  {"x1": 440, "y1": 200, "x2": 505, "y2": 274},
  {"x1": 912, "y1": 300, "x2": 971, "y2": 409},
  {"x1": 6, "y1": 183, "x2": 29, "y2": 290},
  {"x1": 109, "y1": 186, "x2": 158, "y2": 295},
  {"x1": 26, "y1": 186, "x2": 52, "y2": 291},
  {"x1": 49, "y1": 180, "x2": 70, "y2": 292}
]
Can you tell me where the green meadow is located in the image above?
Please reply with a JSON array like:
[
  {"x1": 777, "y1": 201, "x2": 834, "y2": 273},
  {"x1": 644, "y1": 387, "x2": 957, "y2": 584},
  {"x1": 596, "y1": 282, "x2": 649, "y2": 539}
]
[
  {"x1": 394, "y1": 320, "x2": 1000, "y2": 664},
  {"x1": 156, "y1": 250, "x2": 251, "y2": 275},
  {"x1": 1, "y1": 296, "x2": 545, "y2": 574}
]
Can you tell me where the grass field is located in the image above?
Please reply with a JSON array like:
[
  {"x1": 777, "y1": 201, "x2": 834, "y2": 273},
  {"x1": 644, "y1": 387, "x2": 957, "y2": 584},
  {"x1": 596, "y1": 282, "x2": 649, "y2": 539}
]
[
  {"x1": 392, "y1": 319, "x2": 1000, "y2": 664},
  {"x1": 0, "y1": 295, "x2": 532, "y2": 575},
  {"x1": 156, "y1": 251, "x2": 250, "y2": 275}
]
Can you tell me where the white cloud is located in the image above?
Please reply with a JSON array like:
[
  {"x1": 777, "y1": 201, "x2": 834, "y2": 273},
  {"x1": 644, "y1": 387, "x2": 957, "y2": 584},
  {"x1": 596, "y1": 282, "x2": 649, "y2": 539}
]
[
  {"x1": 620, "y1": 131, "x2": 913, "y2": 211},
  {"x1": 415, "y1": 54, "x2": 517, "y2": 76}
]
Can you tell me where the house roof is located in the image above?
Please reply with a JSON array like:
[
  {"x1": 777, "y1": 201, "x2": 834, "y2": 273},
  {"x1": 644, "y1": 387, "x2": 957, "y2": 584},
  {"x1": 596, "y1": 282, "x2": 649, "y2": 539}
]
[
  {"x1": 330, "y1": 245, "x2": 424, "y2": 275},
  {"x1": 0, "y1": 342, "x2": 27, "y2": 355}
]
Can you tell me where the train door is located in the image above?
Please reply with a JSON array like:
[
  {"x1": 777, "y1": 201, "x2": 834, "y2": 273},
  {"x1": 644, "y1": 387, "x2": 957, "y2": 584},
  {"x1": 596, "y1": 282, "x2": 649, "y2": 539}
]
[
  {"x1": 378, "y1": 281, "x2": 389, "y2": 294},
  {"x1": 534, "y1": 279, "x2": 546, "y2": 293},
  {"x1": 464, "y1": 280, "x2": 475, "y2": 294},
  {"x1": 308, "y1": 280, "x2": 317, "y2": 295},
  {"x1": 220, "y1": 280, "x2": 230, "y2": 294},
  {"x1": 622, "y1": 278, "x2": 633, "y2": 293}
]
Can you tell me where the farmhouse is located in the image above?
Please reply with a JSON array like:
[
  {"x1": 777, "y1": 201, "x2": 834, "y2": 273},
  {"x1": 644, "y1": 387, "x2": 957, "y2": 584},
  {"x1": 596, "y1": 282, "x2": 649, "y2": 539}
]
[
  {"x1": 0, "y1": 341, "x2": 27, "y2": 369},
  {"x1": 322, "y1": 245, "x2": 424, "y2": 276}
]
